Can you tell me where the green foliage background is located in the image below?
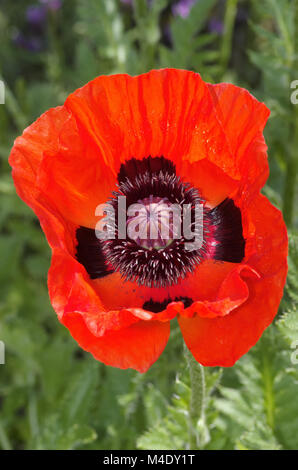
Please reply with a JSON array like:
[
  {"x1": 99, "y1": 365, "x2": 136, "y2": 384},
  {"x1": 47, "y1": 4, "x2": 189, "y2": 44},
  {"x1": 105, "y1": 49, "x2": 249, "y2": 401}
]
[{"x1": 0, "y1": 0, "x2": 297, "y2": 450}]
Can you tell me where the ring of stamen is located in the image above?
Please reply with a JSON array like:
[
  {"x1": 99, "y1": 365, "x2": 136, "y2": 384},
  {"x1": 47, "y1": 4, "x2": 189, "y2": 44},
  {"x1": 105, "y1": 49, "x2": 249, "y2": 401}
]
[{"x1": 101, "y1": 160, "x2": 209, "y2": 287}]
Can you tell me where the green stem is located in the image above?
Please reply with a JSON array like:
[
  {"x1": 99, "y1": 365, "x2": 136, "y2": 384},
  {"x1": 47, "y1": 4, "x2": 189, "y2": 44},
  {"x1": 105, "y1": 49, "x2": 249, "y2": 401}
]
[
  {"x1": 0, "y1": 422, "x2": 12, "y2": 450},
  {"x1": 270, "y1": 0, "x2": 294, "y2": 64},
  {"x1": 185, "y1": 346, "x2": 206, "y2": 449},
  {"x1": 262, "y1": 353, "x2": 275, "y2": 430},
  {"x1": 220, "y1": 0, "x2": 239, "y2": 73},
  {"x1": 283, "y1": 144, "x2": 297, "y2": 228},
  {"x1": 28, "y1": 392, "x2": 39, "y2": 441},
  {"x1": 283, "y1": 4, "x2": 298, "y2": 227}
]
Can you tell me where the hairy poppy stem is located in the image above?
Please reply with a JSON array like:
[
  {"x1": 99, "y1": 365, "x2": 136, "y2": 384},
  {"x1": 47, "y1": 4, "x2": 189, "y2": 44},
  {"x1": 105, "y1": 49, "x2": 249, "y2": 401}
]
[
  {"x1": 220, "y1": 0, "x2": 239, "y2": 73},
  {"x1": 185, "y1": 345, "x2": 207, "y2": 449}
]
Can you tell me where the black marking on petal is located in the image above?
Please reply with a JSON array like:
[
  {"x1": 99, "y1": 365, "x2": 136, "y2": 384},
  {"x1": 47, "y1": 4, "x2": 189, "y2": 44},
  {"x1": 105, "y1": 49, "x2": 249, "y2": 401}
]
[
  {"x1": 75, "y1": 227, "x2": 114, "y2": 279},
  {"x1": 143, "y1": 297, "x2": 194, "y2": 313},
  {"x1": 118, "y1": 156, "x2": 176, "y2": 184},
  {"x1": 209, "y1": 198, "x2": 245, "y2": 263}
]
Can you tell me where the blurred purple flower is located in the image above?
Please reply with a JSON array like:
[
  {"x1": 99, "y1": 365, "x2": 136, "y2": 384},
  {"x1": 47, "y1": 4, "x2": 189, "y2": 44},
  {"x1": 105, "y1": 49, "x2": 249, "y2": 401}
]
[
  {"x1": 13, "y1": 32, "x2": 43, "y2": 52},
  {"x1": 40, "y1": 0, "x2": 62, "y2": 11},
  {"x1": 26, "y1": 5, "x2": 46, "y2": 25},
  {"x1": 208, "y1": 18, "x2": 224, "y2": 35},
  {"x1": 163, "y1": 23, "x2": 172, "y2": 45},
  {"x1": 172, "y1": 0, "x2": 197, "y2": 18}
]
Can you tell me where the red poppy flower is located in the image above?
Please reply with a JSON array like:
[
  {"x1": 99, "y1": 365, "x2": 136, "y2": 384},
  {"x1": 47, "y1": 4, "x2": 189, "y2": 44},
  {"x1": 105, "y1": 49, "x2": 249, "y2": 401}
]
[{"x1": 9, "y1": 69, "x2": 288, "y2": 372}]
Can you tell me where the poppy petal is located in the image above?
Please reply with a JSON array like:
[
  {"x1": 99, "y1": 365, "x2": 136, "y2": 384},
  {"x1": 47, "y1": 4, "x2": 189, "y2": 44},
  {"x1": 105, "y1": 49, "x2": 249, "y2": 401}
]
[
  {"x1": 179, "y1": 158, "x2": 238, "y2": 208},
  {"x1": 179, "y1": 194, "x2": 288, "y2": 366},
  {"x1": 9, "y1": 107, "x2": 115, "y2": 228},
  {"x1": 181, "y1": 264, "x2": 260, "y2": 320},
  {"x1": 62, "y1": 312, "x2": 170, "y2": 373},
  {"x1": 16, "y1": 182, "x2": 171, "y2": 372},
  {"x1": 179, "y1": 83, "x2": 270, "y2": 207},
  {"x1": 208, "y1": 82, "x2": 270, "y2": 196},
  {"x1": 46, "y1": 215, "x2": 171, "y2": 372},
  {"x1": 65, "y1": 69, "x2": 237, "y2": 176}
]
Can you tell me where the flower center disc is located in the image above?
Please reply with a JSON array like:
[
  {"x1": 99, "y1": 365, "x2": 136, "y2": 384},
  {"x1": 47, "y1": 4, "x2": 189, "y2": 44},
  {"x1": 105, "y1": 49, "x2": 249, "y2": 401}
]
[{"x1": 126, "y1": 196, "x2": 179, "y2": 250}]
